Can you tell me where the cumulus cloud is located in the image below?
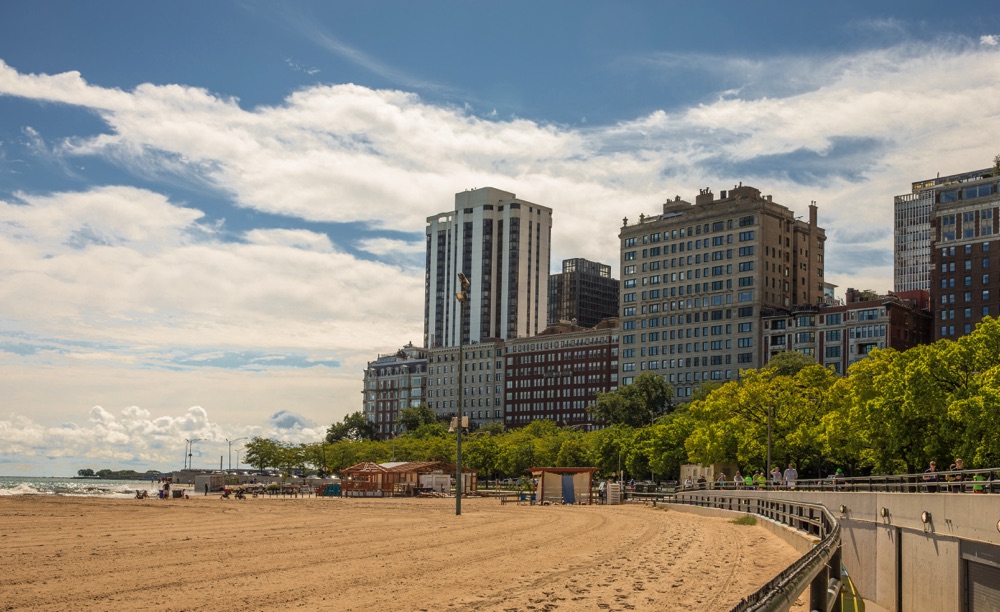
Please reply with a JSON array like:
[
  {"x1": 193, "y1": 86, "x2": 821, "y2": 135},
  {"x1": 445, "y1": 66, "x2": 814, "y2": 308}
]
[
  {"x1": 356, "y1": 237, "x2": 425, "y2": 256},
  {"x1": 269, "y1": 409, "x2": 315, "y2": 430},
  {"x1": 0, "y1": 404, "x2": 324, "y2": 468}
]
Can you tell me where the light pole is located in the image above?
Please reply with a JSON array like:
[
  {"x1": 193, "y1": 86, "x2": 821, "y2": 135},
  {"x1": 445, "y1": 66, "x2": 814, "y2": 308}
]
[
  {"x1": 766, "y1": 403, "x2": 773, "y2": 479},
  {"x1": 455, "y1": 271, "x2": 471, "y2": 517},
  {"x1": 226, "y1": 437, "x2": 247, "y2": 471},
  {"x1": 185, "y1": 438, "x2": 202, "y2": 470}
]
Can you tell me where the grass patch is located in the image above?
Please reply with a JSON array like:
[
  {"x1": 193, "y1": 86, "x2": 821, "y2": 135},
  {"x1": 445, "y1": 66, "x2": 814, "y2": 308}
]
[{"x1": 730, "y1": 514, "x2": 757, "y2": 526}]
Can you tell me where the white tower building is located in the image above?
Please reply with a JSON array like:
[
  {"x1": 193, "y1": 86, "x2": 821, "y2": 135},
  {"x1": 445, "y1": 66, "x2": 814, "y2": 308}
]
[{"x1": 424, "y1": 187, "x2": 552, "y2": 348}]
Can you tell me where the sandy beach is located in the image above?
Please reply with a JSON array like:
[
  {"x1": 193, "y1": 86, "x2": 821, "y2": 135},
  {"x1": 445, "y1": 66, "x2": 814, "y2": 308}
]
[{"x1": 0, "y1": 494, "x2": 801, "y2": 611}]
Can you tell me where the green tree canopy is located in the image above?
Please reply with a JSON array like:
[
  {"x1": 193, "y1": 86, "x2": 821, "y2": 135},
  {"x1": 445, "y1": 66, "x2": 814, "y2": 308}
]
[
  {"x1": 325, "y1": 411, "x2": 379, "y2": 442},
  {"x1": 588, "y1": 372, "x2": 673, "y2": 427},
  {"x1": 398, "y1": 405, "x2": 438, "y2": 433}
]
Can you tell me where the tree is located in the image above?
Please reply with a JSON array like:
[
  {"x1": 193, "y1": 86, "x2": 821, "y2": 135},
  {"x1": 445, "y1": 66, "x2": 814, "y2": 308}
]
[
  {"x1": 398, "y1": 405, "x2": 438, "y2": 433},
  {"x1": 993, "y1": 153, "x2": 1000, "y2": 176},
  {"x1": 764, "y1": 351, "x2": 815, "y2": 377},
  {"x1": 326, "y1": 411, "x2": 379, "y2": 442},
  {"x1": 853, "y1": 289, "x2": 882, "y2": 301},
  {"x1": 588, "y1": 372, "x2": 673, "y2": 427},
  {"x1": 243, "y1": 437, "x2": 284, "y2": 473},
  {"x1": 77, "y1": 468, "x2": 94, "y2": 477}
]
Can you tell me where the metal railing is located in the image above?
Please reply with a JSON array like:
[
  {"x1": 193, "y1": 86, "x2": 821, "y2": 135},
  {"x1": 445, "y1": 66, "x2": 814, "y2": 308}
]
[
  {"x1": 666, "y1": 493, "x2": 842, "y2": 612},
  {"x1": 666, "y1": 467, "x2": 999, "y2": 495}
]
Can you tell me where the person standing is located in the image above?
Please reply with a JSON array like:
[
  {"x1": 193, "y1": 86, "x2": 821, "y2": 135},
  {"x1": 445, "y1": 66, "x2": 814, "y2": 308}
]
[
  {"x1": 923, "y1": 461, "x2": 939, "y2": 492},
  {"x1": 770, "y1": 467, "x2": 783, "y2": 488},
  {"x1": 734, "y1": 470, "x2": 743, "y2": 489},
  {"x1": 951, "y1": 458, "x2": 965, "y2": 493},
  {"x1": 204, "y1": 482, "x2": 209, "y2": 496},
  {"x1": 783, "y1": 463, "x2": 798, "y2": 490}
]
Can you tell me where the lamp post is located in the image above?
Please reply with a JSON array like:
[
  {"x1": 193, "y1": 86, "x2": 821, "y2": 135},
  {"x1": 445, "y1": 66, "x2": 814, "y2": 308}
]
[
  {"x1": 226, "y1": 437, "x2": 247, "y2": 471},
  {"x1": 766, "y1": 403, "x2": 773, "y2": 479},
  {"x1": 455, "y1": 271, "x2": 471, "y2": 517},
  {"x1": 185, "y1": 438, "x2": 202, "y2": 470}
]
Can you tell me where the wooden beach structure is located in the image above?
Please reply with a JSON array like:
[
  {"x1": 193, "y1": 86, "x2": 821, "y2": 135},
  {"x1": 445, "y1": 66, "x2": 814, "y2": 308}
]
[
  {"x1": 529, "y1": 467, "x2": 599, "y2": 505},
  {"x1": 340, "y1": 461, "x2": 478, "y2": 497}
]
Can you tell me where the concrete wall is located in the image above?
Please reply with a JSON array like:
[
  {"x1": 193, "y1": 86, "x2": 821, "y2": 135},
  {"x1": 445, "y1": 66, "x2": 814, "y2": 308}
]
[{"x1": 675, "y1": 489, "x2": 1000, "y2": 612}]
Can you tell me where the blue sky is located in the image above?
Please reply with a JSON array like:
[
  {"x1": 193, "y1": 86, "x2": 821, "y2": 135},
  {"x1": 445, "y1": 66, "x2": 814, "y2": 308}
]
[{"x1": 2, "y1": 1, "x2": 1000, "y2": 476}]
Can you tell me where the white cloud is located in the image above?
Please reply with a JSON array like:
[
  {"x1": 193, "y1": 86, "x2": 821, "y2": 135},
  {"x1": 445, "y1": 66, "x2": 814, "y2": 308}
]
[
  {"x1": 982, "y1": 35, "x2": 999, "y2": 47},
  {"x1": 356, "y1": 237, "x2": 424, "y2": 256},
  {"x1": 0, "y1": 403, "x2": 322, "y2": 475}
]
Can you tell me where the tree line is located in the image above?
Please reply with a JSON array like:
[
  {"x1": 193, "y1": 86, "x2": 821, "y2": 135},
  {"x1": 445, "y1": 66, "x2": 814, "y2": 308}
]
[{"x1": 243, "y1": 317, "x2": 1000, "y2": 481}]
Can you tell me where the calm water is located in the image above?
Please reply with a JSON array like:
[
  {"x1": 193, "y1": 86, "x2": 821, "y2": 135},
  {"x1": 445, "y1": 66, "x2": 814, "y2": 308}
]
[{"x1": 0, "y1": 476, "x2": 164, "y2": 498}]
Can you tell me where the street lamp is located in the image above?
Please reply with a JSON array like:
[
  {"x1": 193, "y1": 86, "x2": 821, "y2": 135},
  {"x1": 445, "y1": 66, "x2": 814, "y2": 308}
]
[
  {"x1": 185, "y1": 438, "x2": 202, "y2": 470},
  {"x1": 226, "y1": 437, "x2": 247, "y2": 471},
  {"x1": 455, "y1": 271, "x2": 471, "y2": 517}
]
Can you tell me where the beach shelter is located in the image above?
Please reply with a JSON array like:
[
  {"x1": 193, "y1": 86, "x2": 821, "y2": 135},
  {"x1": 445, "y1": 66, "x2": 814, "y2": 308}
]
[
  {"x1": 528, "y1": 467, "x2": 599, "y2": 505},
  {"x1": 340, "y1": 462, "x2": 390, "y2": 496}
]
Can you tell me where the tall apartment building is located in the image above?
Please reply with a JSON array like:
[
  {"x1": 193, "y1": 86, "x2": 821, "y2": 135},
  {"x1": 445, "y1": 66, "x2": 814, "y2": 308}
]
[
  {"x1": 762, "y1": 289, "x2": 932, "y2": 374},
  {"x1": 547, "y1": 258, "x2": 619, "y2": 328},
  {"x1": 504, "y1": 319, "x2": 619, "y2": 430},
  {"x1": 618, "y1": 185, "x2": 826, "y2": 399},
  {"x1": 894, "y1": 169, "x2": 993, "y2": 293},
  {"x1": 361, "y1": 343, "x2": 428, "y2": 439},
  {"x1": 927, "y1": 169, "x2": 1000, "y2": 340},
  {"x1": 424, "y1": 187, "x2": 552, "y2": 348}
]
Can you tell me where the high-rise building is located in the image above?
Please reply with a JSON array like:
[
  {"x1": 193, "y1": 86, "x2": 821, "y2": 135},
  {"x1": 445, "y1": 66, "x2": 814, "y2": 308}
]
[
  {"x1": 894, "y1": 170, "x2": 994, "y2": 293},
  {"x1": 618, "y1": 185, "x2": 826, "y2": 399},
  {"x1": 547, "y1": 258, "x2": 619, "y2": 328},
  {"x1": 424, "y1": 187, "x2": 552, "y2": 348},
  {"x1": 927, "y1": 169, "x2": 1000, "y2": 340}
]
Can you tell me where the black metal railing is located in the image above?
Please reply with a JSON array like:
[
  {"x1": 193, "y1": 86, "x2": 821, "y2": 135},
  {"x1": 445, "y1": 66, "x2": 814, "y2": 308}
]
[
  {"x1": 668, "y1": 467, "x2": 999, "y2": 495},
  {"x1": 666, "y1": 493, "x2": 842, "y2": 612}
]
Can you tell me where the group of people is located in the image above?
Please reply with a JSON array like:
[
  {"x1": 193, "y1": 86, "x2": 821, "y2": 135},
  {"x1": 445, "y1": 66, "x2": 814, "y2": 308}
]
[
  {"x1": 923, "y1": 458, "x2": 986, "y2": 492},
  {"x1": 715, "y1": 463, "x2": 798, "y2": 490}
]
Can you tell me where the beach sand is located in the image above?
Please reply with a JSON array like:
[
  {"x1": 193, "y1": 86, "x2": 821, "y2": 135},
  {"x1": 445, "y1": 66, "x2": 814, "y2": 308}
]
[{"x1": 0, "y1": 494, "x2": 802, "y2": 611}]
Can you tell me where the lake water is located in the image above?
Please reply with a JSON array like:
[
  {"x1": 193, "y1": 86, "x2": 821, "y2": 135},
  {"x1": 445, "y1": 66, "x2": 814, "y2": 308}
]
[{"x1": 0, "y1": 476, "x2": 163, "y2": 498}]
